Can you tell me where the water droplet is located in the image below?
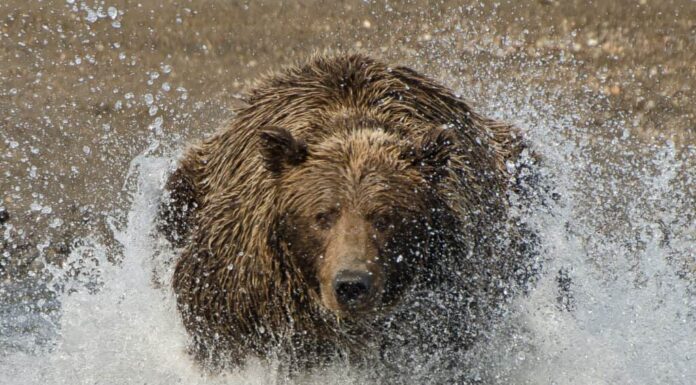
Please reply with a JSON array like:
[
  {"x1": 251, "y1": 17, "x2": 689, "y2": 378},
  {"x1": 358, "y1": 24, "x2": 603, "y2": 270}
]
[
  {"x1": 49, "y1": 218, "x2": 64, "y2": 228},
  {"x1": 107, "y1": 6, "x2": 118, "y2": 20},
  {"x1": 85, "y1": 9, "x2": 98, "y2": 24}
]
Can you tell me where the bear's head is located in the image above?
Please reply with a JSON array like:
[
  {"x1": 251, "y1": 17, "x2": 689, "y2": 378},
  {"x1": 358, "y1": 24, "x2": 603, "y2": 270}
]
[{"x1": 259, "y1": 121, "x2": 455, "y2": 318}]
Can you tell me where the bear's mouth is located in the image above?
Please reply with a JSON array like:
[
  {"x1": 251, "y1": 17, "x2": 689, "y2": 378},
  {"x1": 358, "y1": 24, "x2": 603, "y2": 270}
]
[
  {"x1": 324, "y1": 295, "x2": 384, "y2": 318},
  {"x1": 335, "y1": 290, "x2": 383, "y2": 314},
  {"x1": 319, "y1": 269, "x2": 385, "y2": 316}
]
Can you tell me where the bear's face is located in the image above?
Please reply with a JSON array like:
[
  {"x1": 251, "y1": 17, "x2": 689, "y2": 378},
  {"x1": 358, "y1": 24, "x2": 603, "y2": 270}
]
[{"x1": 259, "y1": 125, "x2": 454, "y2": 317}]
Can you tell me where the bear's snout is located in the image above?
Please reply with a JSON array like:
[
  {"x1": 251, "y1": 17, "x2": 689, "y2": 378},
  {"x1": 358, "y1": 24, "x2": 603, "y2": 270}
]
[
  {"x1": 318, "y1": 212, "x2": 386, "y2": 314},
  {"x1": 333, "y1": 269, "x2": 374, "y2": 307}
]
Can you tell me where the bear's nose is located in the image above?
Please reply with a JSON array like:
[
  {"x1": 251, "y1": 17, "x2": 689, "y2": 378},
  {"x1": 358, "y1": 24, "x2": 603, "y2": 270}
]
[{"x1": 333, "y1": 270, "x2": 373, "y2": 306}]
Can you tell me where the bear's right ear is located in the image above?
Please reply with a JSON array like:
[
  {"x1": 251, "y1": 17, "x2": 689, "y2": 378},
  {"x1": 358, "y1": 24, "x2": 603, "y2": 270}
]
[{"x1": 258, "y1": 126, "x2": 308, "y2": 174}]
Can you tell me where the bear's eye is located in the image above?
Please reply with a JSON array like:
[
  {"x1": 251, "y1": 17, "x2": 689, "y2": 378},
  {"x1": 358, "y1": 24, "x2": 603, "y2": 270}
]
[
  {"x1": 372, "y1": 213, "x2": 394, "y2": 232},
  {"x1": 314, "y1": 211, "x2": 337, "y2": 230}
]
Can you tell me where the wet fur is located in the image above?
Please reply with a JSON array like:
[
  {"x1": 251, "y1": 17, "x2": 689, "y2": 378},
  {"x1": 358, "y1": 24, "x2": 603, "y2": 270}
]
[{"x1": 157, "y1": 53, "x2": 536, "y2": 371}]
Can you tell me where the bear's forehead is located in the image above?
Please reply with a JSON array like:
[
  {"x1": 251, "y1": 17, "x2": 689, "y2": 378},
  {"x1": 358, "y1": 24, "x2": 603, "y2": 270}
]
[
  {"x1": 284, "y1": 124, "x2": 459, "y2": 218},
  {"x1": 285, "y1": 158, "x2": 419, "y2": 196},
  {"x1": 283, "y1": 176, "x2": 426, "y2": 218},
  {"x1": 278, "y1": 129, "x2": 428, "y2": 213},
  {"x1": 309, "y1": 129, "x2": 405, "y2": 165},
  {"x1": 300, "y1": 133, "x2": 415, "y2": 182}
]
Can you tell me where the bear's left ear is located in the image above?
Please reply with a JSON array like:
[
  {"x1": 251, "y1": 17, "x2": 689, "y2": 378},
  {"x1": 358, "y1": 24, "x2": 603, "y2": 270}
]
[
  {"x1": 401, "y1": 127, "x2": 456, "y2": 181},
  {"x1": 258, "y1": 126, "x2": 308, "y2": 174}
]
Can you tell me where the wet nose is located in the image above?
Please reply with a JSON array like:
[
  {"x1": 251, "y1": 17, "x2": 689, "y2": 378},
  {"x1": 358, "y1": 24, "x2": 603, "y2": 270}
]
[{"x1": 334, "y1": 270, "x2": 373, "y2": 306}]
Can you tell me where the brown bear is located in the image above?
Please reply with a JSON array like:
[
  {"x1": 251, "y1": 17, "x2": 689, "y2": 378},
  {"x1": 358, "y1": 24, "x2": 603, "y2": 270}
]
[{"x1": 158, "y1": 53, "x2": 537, "y2": 376}]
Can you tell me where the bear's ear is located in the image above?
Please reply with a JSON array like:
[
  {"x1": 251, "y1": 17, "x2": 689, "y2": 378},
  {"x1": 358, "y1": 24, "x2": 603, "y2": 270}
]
[
  {"x1": 401, "y1": 127, "x2": 456, "y2": 181},
  {"x1": 258, "y1": 126, "x2": 308, "y2": 174}
]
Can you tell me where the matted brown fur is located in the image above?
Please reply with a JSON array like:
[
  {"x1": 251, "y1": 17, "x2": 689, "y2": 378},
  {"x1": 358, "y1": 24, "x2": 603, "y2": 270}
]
[{"x1": 159, "y1": 53, "x2": 535, "y2": 370}]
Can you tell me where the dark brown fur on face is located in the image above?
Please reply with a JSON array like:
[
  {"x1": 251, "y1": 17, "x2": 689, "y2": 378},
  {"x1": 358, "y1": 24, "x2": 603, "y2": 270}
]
[{"x1": 158, "y1": 53, "x2": 536, "y2": 371}]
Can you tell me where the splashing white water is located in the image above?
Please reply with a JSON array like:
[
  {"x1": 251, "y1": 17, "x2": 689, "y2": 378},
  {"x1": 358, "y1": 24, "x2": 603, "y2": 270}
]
[
  {"x1": 480, "y1": 92, "x2": 696, "y2": 384},
  {"x1": 1, "y1": 151, "x2": 206, "y2": 385}
]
